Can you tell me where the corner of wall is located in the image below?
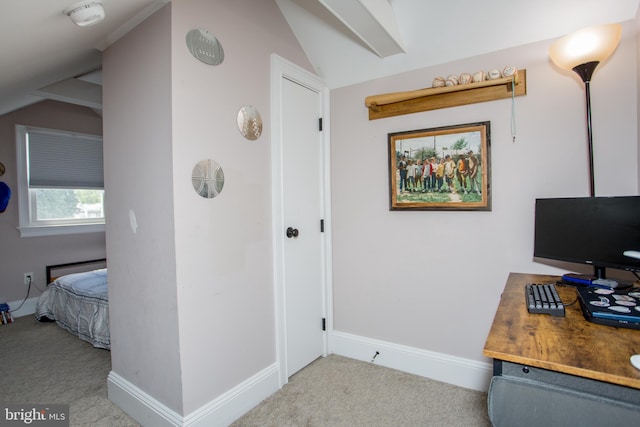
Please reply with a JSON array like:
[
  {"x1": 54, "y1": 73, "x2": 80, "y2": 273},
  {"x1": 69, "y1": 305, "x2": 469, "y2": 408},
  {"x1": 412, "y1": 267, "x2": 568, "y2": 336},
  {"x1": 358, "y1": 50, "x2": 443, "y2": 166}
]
[{"x1": 108, "y1": 363, "x2": 280, "y2": 427}]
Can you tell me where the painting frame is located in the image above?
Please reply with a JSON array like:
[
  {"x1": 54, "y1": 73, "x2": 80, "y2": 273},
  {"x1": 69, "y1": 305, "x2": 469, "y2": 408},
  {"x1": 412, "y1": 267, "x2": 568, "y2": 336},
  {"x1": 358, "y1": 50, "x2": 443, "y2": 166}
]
[{"x1": 388, "y1": 121, "x2": 491, "y2": 211}]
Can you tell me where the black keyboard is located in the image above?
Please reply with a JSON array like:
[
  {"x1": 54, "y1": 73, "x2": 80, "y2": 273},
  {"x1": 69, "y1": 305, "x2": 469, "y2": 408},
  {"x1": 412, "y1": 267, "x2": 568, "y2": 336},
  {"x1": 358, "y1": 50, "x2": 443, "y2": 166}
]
[{"x1": 525, "y1": 283, "x2": 565, "y2": 317}]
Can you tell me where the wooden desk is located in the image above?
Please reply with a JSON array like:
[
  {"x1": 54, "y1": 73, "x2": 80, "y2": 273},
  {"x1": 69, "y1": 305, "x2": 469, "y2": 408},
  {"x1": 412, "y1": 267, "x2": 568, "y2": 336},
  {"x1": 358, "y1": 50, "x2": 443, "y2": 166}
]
[
  {"x1": 484, "y1": 273, "x2": 640, "y2": 426},
  {"x1": 484, "y1": 272, "x2": 640, "y2": 389}
]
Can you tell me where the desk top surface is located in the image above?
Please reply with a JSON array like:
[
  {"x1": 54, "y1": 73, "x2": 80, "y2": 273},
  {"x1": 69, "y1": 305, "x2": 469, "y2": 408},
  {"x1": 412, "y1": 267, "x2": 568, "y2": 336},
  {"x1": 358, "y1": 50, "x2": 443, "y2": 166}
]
[{"x1": 483, "y1": 272, "x2": 640, "y2": 389}]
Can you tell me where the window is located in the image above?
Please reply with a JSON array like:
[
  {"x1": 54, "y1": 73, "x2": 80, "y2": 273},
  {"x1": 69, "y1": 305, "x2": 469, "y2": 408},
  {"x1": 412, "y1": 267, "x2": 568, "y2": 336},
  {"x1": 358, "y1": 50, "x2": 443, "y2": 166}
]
[{"x1": 16, "y1": 125, "x2": 105, "y2": 237}]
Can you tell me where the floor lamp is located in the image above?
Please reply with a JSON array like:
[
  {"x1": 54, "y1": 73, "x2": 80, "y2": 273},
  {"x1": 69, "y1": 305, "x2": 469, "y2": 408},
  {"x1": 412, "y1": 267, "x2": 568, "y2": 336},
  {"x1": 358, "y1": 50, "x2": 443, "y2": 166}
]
[{"x1": 549, "y1": 24, "x2": 622, "y2": 197}]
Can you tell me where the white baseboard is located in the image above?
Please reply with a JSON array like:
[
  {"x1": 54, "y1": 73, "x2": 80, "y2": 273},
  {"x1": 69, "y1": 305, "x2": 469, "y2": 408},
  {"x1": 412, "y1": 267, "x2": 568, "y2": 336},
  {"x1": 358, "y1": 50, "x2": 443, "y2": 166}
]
[
  {"x1": 332, "y1": 330, "x2": 493, "y2": 392},
  {"x1": 184, "y1": 363, "x2": 279, "y2": 427},
  {"x1": 108, "y1": 363, "x2": 280, "y2": 427},
  {"x1": 7, "y1": 296, "x2": 39, "y2": 318},
  {"x1": 108, "y1": 371, "x2": 182, "y2": 427},
  {"x1": 107, "y1": 333, "x2": 491, "y2": 425}
]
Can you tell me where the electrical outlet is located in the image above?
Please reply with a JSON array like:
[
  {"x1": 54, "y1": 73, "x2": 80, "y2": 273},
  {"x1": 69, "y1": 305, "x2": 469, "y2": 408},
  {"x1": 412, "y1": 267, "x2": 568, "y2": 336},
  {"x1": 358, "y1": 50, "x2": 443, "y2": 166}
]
[{"x1": 24, "y1": 272, "x2": 33, "y2": 286}]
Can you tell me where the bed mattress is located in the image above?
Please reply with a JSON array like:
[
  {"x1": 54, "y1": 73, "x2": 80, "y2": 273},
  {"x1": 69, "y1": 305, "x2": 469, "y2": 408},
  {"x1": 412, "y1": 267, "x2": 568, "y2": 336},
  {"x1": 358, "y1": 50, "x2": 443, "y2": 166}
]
[{"x1": 35, "y1": 268, "x2": 109, "y2": 349}]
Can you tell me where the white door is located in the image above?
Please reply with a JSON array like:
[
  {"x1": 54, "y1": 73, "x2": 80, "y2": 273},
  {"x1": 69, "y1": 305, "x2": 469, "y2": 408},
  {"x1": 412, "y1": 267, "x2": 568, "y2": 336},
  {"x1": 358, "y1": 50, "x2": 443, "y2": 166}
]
[
  {"x1": 282, "y1": 76, "x2": 325, "y2": 377},
  {"x1": 271, "y1": 55, "x2": 330, "y2": 383}
]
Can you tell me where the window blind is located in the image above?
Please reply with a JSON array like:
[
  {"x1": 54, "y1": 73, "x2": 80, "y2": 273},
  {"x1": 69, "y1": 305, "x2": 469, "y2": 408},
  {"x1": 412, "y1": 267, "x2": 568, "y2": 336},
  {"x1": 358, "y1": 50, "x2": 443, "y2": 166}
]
[{"x1": 27, "y1": 129, "x2": 103, "y2": 189}]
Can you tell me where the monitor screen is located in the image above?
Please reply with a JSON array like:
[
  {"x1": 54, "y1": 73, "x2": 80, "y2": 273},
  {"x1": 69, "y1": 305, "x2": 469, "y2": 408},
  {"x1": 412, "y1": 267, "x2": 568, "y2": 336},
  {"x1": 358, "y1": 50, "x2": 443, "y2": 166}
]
[{"x1": 534, "y1": 196, "x2": 640, "y2": 277}]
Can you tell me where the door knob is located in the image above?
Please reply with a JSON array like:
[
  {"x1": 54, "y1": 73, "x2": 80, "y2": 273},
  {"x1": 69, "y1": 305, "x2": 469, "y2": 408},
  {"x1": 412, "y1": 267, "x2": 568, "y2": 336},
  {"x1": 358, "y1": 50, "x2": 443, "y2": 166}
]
[{"x1": 286, "y1": 227, "x2": 299, "y2": 238}]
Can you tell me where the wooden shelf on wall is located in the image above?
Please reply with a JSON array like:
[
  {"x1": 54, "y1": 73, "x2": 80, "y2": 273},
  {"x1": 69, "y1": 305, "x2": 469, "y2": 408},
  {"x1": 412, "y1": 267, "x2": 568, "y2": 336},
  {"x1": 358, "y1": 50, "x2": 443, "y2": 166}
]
[{"x1": 365, "y1": 69, "x2": 527, "y2": 120}]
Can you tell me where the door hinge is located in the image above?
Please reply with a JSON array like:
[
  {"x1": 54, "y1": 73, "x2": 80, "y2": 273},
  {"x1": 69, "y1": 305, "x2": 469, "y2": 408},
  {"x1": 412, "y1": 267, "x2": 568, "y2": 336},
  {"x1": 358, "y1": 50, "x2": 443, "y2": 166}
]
[
  {"x1": 319, "y1": 117, "x2": 323, "y2": 131},
  {"x1": 322, "y1": 318, "x2": 326, "y2": 331},
  {"x1": 320, "y1": 219, "x2": 324, "y2": 232}
]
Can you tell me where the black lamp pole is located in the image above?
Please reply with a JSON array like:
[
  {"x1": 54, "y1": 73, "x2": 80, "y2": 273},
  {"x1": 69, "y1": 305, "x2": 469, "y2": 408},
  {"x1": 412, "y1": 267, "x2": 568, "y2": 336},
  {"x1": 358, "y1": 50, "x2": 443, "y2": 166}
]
[{"x1": 571, "y1": 61, "x2": 600, "y2": 197}]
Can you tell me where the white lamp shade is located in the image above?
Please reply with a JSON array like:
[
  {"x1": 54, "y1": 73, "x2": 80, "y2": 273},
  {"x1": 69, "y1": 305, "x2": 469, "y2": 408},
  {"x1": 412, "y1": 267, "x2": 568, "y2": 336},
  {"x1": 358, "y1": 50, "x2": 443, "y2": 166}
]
[
  {"x1": 64, "y1": 1, "x2": 105, "y2": 27},
  {"x1": 549, "y1": 23, "x2": 622, "y2": 71}
]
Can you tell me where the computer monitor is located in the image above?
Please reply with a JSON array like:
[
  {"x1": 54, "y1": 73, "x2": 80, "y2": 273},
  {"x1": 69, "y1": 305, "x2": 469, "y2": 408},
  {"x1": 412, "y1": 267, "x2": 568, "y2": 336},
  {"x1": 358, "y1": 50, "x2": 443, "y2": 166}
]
[{"x1": 534, "y1": 196, "x2": 640, "y2": 279}]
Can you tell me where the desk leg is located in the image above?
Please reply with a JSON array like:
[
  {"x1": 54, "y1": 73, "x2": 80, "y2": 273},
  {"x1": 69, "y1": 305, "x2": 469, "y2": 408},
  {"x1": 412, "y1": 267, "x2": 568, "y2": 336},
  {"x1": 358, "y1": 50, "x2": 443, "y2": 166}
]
[{"x1": 492, "y1": 359, "x2": 502, "y2": 376}]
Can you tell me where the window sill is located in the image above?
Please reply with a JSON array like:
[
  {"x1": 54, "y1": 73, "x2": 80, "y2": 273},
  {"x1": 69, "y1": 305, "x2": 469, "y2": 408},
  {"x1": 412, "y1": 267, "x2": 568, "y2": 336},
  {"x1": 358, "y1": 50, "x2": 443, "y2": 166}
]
[{"x1": 18, "y1": 223, "x2": 105, "y2": 238}]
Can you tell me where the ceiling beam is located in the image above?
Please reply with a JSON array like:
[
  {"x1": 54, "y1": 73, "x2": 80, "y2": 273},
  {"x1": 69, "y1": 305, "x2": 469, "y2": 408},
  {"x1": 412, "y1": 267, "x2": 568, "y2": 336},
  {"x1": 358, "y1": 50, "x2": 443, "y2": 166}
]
[
  {"x1": 316, "y1": 0, "x2": 405, "y2": 57},
  {"x1": 32, "y1": 78, "x2": 102, "y2": 110}
]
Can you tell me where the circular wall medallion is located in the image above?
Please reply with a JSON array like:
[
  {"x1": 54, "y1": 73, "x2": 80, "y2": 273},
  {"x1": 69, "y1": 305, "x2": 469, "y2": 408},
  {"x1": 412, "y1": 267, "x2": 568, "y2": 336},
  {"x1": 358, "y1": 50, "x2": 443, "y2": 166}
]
[
  {"x1": 186, "y1": 29, "x2": 224, "y2": 65},
  {"x1": 192, "y1": 159, "x2": 224, "y2": 198},
  {"x1": 237, "y1": 105, "x2": 263, "y2": 140}
]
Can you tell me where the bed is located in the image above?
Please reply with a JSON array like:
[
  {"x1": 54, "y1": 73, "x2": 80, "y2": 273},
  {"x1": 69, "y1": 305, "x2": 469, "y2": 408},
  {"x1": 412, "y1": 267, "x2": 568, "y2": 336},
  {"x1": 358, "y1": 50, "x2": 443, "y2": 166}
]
[{"x1": 35, "y1": 259, "x2": 110, "y2": 349}]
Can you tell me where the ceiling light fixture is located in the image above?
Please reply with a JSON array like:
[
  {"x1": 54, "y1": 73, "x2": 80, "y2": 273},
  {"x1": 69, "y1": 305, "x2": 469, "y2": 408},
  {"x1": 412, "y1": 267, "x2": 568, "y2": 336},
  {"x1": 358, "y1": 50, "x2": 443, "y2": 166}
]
[
  {"x1": 549, "y1": 23, "x2": 621, "y2": 197},
  {"x1": 64, "y1": 0, "x2": 105, "y2": 27}
]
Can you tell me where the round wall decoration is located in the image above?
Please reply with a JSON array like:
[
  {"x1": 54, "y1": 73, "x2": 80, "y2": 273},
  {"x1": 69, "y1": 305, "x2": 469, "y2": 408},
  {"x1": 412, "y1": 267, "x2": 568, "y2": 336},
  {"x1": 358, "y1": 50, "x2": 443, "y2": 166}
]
[
  {"x1": 186, "y1": 29, "x2": 224, "y2": 66},
  {"x1": 237, "y1": 105, "x2": 263, "y2": 140},
  {"x1": 192, "y1": 159, "x2": 224, "y2": 198}
]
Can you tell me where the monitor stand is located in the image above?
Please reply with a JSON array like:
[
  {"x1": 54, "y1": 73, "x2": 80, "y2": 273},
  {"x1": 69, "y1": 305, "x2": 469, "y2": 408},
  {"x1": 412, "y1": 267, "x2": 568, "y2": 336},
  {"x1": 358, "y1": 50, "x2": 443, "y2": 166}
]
[{"x1": 590, "y1": 266, "x2": 622, "y2": 288}]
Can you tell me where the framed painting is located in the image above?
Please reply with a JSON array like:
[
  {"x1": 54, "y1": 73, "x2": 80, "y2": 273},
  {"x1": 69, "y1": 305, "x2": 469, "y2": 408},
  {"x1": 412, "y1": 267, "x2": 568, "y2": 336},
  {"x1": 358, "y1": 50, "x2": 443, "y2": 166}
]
[{"x1": 388, "y1": 121, "x2": 491, "y2": 211}]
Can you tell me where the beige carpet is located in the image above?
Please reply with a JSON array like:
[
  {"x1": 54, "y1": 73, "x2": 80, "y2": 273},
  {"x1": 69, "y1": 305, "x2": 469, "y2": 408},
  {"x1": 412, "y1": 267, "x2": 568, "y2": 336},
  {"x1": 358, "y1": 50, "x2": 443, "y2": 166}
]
[
  {"x1": 1, "y1": 316, "x2": 490, "y2": 426},
  {"x1": 232, "y1": 355, "x2": 491, "y2": 427},
  {"x1": 0, "y1": 315, "x2": 137, "y2": 426}
]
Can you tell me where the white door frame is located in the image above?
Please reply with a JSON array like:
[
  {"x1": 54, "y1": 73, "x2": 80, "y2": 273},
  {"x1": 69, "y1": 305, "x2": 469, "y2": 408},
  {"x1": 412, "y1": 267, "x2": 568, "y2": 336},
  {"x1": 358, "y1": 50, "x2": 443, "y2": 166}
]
[{"x1": 270, "y1": 54, "x2": 333, "y2": 387}]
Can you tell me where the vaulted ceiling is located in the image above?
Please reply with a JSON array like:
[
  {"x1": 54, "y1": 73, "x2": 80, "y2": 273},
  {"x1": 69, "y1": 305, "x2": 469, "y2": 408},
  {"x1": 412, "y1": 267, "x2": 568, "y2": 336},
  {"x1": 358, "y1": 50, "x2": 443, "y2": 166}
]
[{"x1": 0, "y1": 0, "x2": 638, "y2": 116}]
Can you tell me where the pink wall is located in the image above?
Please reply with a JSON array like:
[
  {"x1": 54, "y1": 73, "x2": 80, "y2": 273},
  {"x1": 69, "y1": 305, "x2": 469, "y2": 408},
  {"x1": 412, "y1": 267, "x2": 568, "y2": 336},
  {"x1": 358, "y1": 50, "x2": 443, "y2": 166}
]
[
  {"x1": 103, "y1": 3, "x2": 183, "y2": 413},
  {"x1": 330, "y1": 22, "x2": 638, "y2": 362},
  {"x1": 637, "y1": 8, "x2": 640, "y2": 190},
  {"x1": 0, "y1": 100, "x2": 105, "y2": 304},
  {"x1": 171, "y1": 0, "x2": 314, "y2": 413},
  {"x1": 104, "y1": 0, "x2": 314, "y2": 417}
]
